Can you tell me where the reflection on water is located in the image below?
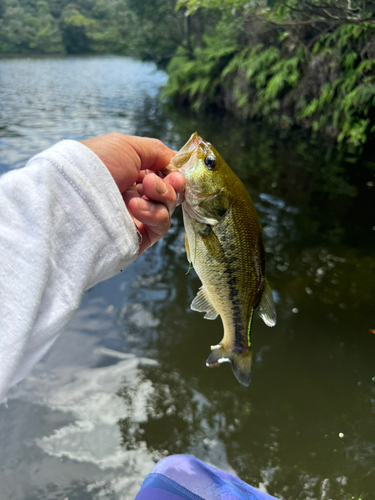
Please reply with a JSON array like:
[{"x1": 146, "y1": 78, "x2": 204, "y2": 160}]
[
  {"x1": 0, "y1": 56, "x2": 167, "y2": 173},
  {"x1": 0, "y1": 56, "x2": 374, "y2": 500}
]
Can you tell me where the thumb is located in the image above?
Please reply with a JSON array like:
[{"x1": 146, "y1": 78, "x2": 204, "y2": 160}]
[{"x1": 81, "y1": 133, "x2": 176, "y2": 193}]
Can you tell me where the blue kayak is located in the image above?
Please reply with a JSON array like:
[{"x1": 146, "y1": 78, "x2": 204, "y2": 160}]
[{"x1": 135, "y1": 454, "x2": 279, "y2": 500}]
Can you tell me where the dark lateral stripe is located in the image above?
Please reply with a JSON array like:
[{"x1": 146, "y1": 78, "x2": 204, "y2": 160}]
[{"x1": 225, "y1": 267, "x2": 246, "y2": 353}]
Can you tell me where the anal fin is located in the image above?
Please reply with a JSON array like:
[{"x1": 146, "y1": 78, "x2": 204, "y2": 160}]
[
  {"x1": 191, "y1": 287, "x2": 218, "y2": 320},
  {"x1": 258, "y1": 278, "x2": 276, "y2": 327}
]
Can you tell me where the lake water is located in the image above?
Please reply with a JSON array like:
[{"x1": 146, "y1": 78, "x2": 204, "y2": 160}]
[{"x1": 0, "y1": 55, "x2": 374, "y2": 500}]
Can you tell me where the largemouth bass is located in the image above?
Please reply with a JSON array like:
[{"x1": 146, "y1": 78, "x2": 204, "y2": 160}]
[{"x1": 164, "y1": 133, "x2": 276, "y2": 387}]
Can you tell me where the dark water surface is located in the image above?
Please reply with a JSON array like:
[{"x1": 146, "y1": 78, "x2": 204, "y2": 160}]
[{"x1": 0, "y1": 56, "x2": 374, "y2": 500}]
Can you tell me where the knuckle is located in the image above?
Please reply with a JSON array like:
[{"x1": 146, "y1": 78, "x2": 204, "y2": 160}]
[
  {"x1": 150, "y1": 138, "x2": 164, "y2": 150},
  {"x1": 108, "y1": 132, "x2": 123, "y2": 143},
  {"x1": 151, "y1": 138, "x2": 166, "y2": 160}
]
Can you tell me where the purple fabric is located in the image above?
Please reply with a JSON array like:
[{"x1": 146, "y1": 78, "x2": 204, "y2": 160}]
[
  {"x1": 136, "y1": 487, "x2": 186, "y2": 500},
  {"x1": 136, "y1": 454, "x2": 279, "y2": 500}
]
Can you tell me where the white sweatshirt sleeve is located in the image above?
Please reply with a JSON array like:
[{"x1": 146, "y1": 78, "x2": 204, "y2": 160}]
[{"x1": 0, "y1": 140, "x2": 140, "y2": 402}]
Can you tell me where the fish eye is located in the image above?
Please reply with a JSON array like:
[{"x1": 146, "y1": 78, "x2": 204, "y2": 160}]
[{"x1": 204, "y1": 155, "x2": 216, "y2": 170}]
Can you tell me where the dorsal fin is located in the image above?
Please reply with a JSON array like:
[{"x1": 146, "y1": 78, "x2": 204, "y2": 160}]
[
  {"x1": 191, "y1": 287, "x2": 218, "y2": 320},
  {"x1": 258, "y1": 279, "x2": 276, "y2": 327}
]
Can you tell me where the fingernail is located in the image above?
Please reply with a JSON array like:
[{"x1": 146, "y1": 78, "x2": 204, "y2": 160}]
[
  {"x1": 139, "y1": 199, "x2": 153, "y2": 212},
  {"x1": 156, "y1": 176, "x2": 167, "y2": 195}
]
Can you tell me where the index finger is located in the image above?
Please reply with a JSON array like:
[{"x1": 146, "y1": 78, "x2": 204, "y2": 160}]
[
  {"x1": 123, "y1": 136, "x2": 177, "y2": 172},
  {"x1": 81, "y1": 133, "x2": 177, "y2": 194}
]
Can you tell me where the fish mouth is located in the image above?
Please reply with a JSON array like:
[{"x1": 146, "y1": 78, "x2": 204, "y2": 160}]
[
  {"x1": 178, "y1": 132, "x2": 201, "y2": 157},
  {"x1": 161, "y1": 132, "x2": 202, "y2": 176}
]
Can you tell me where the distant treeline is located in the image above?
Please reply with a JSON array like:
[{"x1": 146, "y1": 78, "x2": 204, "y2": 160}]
[
  {"x1": 1, "y1": 0, "x2": 375, "y2": 146},
  {"x1": 0, "y1": 0, "x2": 185, "y2": 58}
]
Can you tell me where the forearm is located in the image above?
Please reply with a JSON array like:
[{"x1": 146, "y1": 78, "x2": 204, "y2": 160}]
[{"x1": 0, "y1": 140, "x2": 139, "y2": 401}]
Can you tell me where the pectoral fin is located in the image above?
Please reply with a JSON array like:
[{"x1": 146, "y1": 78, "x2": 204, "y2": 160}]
[
  {"x1": 183, "y1": 189, "x2": 231, "y2": 226},
  {"x1": 185, "y1": 234, "x2": 191, "y2": 264},
  {"x1": 184, "y1": 202, "x2": 219, "y2": 226},
  {"x1": 201, "y1": 228, "x2": 224, "y2": 263},
  {"x1": 199, "y1": 189, "x2": 231, "y2": 221},
  {"x1": 191, "y1": 287, "x2": 218, "y2": 320},
  {"x1": 258, "y1": 279, "x2": 276, "y2": 327}
]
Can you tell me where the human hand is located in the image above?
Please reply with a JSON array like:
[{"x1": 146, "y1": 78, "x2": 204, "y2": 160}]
[{"x1": 81, "y1": 133, "x2": 185, "y2": 255}]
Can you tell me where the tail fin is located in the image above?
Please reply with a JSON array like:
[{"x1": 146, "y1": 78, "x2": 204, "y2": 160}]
[{"x1": 206, "y1": 345, "x2": 252, "y2": 387}]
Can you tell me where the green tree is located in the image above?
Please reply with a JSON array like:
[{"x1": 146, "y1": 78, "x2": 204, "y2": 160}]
[
  {"x1": 27, "y1": 1, "x2": 63, "y2": 53},
  {"x1": 0, "y1": 0, "x2": 63, "y2": 53},
  {"x1": 119, "y1": 0, "x2": 190, "y2": 63},
  {"x1": 61, "y1": 6, "x2": 95, "y2": 53},
  {"x1": 163, "y1": 0, "x2": 375, "y2": 146}
]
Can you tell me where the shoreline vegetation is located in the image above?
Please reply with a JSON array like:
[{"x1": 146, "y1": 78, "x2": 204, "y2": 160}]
[{"x1": 1, "y1": 0, "x2": 375, "y2": 147}]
